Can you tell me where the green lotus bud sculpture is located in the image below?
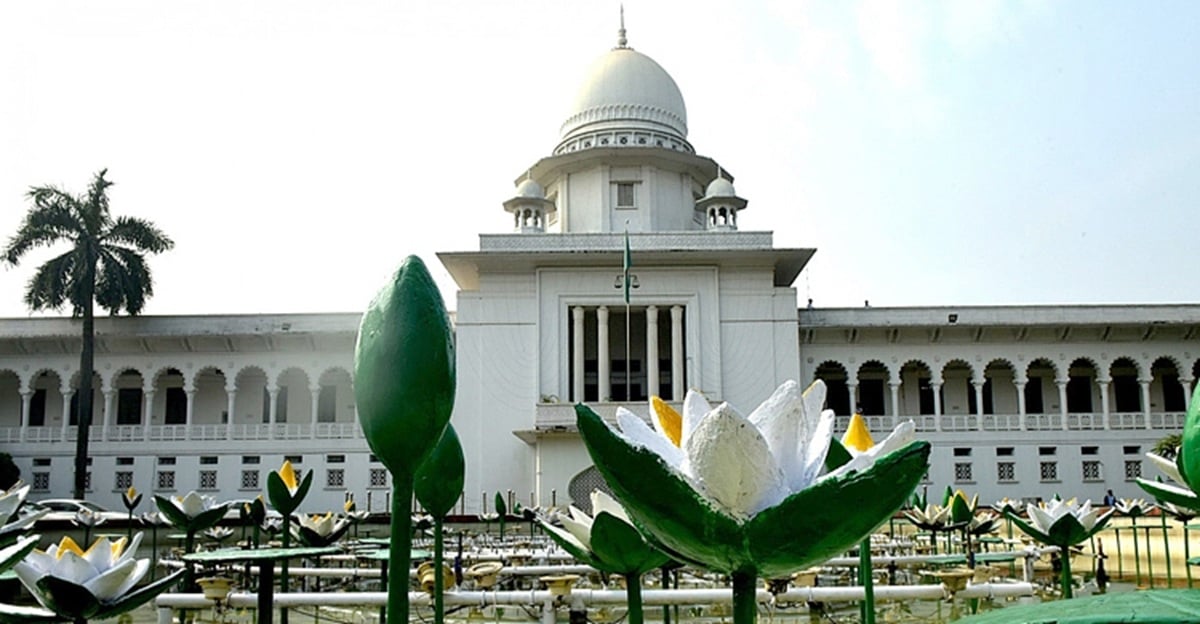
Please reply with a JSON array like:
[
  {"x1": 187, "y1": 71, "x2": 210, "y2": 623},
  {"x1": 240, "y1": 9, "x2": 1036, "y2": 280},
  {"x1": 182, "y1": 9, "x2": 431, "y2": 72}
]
[
  {"x1": 539, "y1": 490, "x2": 670, "y2": 624},
  {"x1": 355, "y1": 255, "x2": 455, "y2": 622},
  {"x1": 415, "y1": 425, "x2": 466, "y2": 624},
  {"x1": 577, "y1": 380, "x2": 929, "y2": 624}
]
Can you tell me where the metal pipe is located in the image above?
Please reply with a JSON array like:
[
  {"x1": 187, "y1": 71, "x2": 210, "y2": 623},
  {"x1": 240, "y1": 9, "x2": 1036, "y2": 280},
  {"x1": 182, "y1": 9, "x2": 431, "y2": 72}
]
[{"x1": 156, "y1": 582, "x2": 1034, "y2": 611}]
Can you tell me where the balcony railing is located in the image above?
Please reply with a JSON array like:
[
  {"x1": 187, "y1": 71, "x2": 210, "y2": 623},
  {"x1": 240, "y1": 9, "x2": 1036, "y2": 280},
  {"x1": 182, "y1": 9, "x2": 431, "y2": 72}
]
[{"x1": 0, "y1": 421, "x2": 361, "y2": 444}]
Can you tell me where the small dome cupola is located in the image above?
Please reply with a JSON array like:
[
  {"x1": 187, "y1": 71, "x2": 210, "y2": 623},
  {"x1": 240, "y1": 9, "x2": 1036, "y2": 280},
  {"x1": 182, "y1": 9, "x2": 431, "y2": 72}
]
[
  {"x1": 695, "y1": 175, "x2": 747, "y2": 231},
  {"x1": 555, "y1": 13, "x2": 691, "y2": 155},
  {"x1": 504, "y1": 178, "x2": 555, "y2": 233}
]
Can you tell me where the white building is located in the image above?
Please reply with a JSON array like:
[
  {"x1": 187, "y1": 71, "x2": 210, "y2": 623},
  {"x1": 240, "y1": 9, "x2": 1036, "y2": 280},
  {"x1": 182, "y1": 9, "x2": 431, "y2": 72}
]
[{"x1": 0, "y1": 29, "x2": 1195, "y2": 514}]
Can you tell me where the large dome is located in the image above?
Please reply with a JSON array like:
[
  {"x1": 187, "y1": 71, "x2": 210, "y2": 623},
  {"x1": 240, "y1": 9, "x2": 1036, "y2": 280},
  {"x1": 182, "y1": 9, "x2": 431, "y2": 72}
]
[{"x1": 556, "y1": 45, "x2": 691, "y2": 154}]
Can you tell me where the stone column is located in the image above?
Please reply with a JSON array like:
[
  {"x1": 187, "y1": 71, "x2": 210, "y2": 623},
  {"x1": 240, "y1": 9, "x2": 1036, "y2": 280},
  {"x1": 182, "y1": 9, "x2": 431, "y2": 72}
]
[
  {"x1": 973, "y1": 381, "x2": 985, "y2": 431},
  {"x1": 102, "y1": 389, "x2": 115, "y2": 442},
  {"x1": 225, "y1": 385, "x2": 237, "y2": 441},
  {"x1": 1056, "y1": 380, "x2": 1069, "y2": 431},
  {"x1": 1183, "y1": 377, "x2": 1195, "y2": 412},
  {"x1": 671, "y1": 305, "x2": 684, "y2": 401},
  {"x1": 267, "y1": 385, "x2": 279, "y2": 440},
  {"x1": 597, "y1": 306, "x2": 610, "y2": 402},
  {"x1": 310, "y1": 384, "x2": 321, "y2": 439},
  {"x1": 143, "y1": 389, "x2": 156, "y2": 441},
  {"x1": 185, "y1": 388, "x2": 196, "y2": 429},
  {"x1": 1140, "y1": 379, "x2": 1152, "y2": 430},
  {"x1": 1014, "y1": 379, "x2": 1027, "y2": 431},
  {"x1": 19, "y1": 391, "x2": 31, "y2": 443},
  {"x1": 1097, "y1": 379, "x2": 1111, "y2": 430},
  {"x1": 887, "y1": 382, "x2": 900, "y2": 426},
  {"x1": 931, "y1": 381, "x2": 943, "y2": 431},
  {"x1": 572, "y1": 306, "x2": 585, "y2": 402},
  {"x1": 646, "y1": 306, "x2": 660, "y2": 398},
  {"x1": 60, "y1": 381, "x2": 73, "y2": 441}
]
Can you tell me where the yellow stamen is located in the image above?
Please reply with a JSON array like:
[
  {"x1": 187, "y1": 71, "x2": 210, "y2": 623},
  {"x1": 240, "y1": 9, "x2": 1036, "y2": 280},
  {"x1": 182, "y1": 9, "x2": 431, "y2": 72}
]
[
  {"x1": 126, "y1": 486, "x2": 138, "y2": 500},
  {"x1": 842, "y1": 413, "x2": 875, "y2": 452},
  {"x1": 651, "y1": 396, "x2": 682, "y2": 447},
  {"x1": 344, "y1": 500, "x2": 355, "y2": 513},
  {"x1": 110, "y1": 537, "x2": 127, "y2": 559},
  {"x1": 55, "y1": 536, "x2": 85, "y2": 560},
  {"x1": 279, "y1": 460, "x2": 298, "y2": 490}
]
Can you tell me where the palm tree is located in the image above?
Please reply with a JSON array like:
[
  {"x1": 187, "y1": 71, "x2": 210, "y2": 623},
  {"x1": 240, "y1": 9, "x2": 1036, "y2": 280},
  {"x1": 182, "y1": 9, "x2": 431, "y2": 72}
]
[{"x1": 3, "y1": 169, "x2": 173, "y2": 499}]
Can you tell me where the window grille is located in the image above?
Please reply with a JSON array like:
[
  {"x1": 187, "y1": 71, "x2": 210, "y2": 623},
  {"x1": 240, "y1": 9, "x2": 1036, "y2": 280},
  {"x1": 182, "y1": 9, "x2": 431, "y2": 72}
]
[
  {"x1": 1082, "y1": 461, "x2": 1102, "y2": 481},
  {"x1": 32, "y1": 473, "x2": 49, "y2": 491},
  {"x1": 997, "y1": 462, "x2": 1016, "y2": 482},
  {"x1": 1125, "y1": 460, "x2": 1142, "y2": 481},
  {"x1": 241, "y1": 470, "x2": 259, "y2": 490},
  {"x1": 199, "y1": 471, "x2": 218, "y2": 491},
  {"x1": 369, "y1": 468, "x2": 388, "y2": 488},
  {"x1": 326, "y1": 469, "x2": 345, "y2": 489},
  {"x1": 1040, "y1": 461, "x2": 1058, "y2": 482},
  {"x1": 115, "y1": 471, "x2": 133, "y2": 491},
  {"x1": 954, "y1": 462, "x2": 973, "y2": 483},
  {"x1": 156, "y1": 471, "x2": 175, "y2": 491}
]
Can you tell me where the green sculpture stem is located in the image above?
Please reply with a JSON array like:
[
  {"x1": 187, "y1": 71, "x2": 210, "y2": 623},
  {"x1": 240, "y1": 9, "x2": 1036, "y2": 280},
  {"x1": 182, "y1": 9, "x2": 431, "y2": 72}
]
[
  {"x1": 731, "y1": 571, "x2": 757, "y2": 624},
  {"x1": 1144, "y1": 525, "x2": 1155, "y2": 586},
  {"x1": 624, "y1": 573, "x2": 643, "y2": 624},
  {"x1": 434, "y1": 517, "x2": 445, "y2": 624},
  {"x1": 1186, "y1": 525, "x2": 1194, "y2": 589},
  {"x1": 1161, "y1": 514, "x2": 1172, "y2": 587},
  {"x1": 388, "y1": 480, "x2": 415, "y2": 622},
  {"x1": 859, "y1": 540, "x2": 875, "y2": 624},
  {"x1": 1131, "y1": 516, "x2": 1141, "y2": 585},
  {"x1": 184, "y1": 529, "x2": 197, "y2": 589},
  {"x1": 661, "y1": 567, "x2": 671, "y2": 624},
  {"x1": 281, "y1": 515, "x2": 292, "y2": 624},
  {"x1": 1059, "y1": 544, "x2": 1072, "y2": 598}
]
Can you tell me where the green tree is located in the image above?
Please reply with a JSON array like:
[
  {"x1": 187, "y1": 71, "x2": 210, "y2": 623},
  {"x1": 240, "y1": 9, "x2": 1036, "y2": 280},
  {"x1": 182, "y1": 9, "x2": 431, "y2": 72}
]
[{"x1": 3, "y1": 169, "x2": 173, "y2": 499}]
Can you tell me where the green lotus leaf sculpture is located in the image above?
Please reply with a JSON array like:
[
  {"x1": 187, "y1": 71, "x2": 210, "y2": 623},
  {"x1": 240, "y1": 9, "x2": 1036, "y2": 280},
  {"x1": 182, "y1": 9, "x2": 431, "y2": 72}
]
[
  {"x1": 540, "y1": 490, "x2": 670, "y2": 624},
  {"x1": 1139, "y1": 385, "x2": 1200, "y2": 510},
  {"x1": 577, "y1": 380, "x2": 929, "y2": 624},
  {"x1": 1006, "y1": 497, "x2": 1112, "y2": 597},
  {"x1": 13, "y1": 534, "x2": 183, "y2": 622}
]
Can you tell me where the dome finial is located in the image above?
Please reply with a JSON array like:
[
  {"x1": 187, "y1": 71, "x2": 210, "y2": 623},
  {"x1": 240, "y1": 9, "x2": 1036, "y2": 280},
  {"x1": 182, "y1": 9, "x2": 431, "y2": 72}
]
[{"x1": 617, "y1": 5, "x2": 628, "y2": 48}]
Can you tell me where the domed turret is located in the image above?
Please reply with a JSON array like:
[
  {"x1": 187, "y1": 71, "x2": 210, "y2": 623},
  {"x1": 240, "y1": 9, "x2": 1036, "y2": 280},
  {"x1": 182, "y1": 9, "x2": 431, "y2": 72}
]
[
  {"x1": 504, "y1": 177, "x2": 555, "y2": 233},
  {"x1": 696, "y1": 176, "x2": 747, "y2": 231},
  {"x1": 555, "y1": 24, "x2": 691, "y2": 155}
]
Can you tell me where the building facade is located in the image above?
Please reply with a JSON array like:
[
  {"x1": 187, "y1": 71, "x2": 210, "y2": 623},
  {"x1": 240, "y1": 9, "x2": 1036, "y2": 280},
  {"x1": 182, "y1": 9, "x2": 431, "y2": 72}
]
[{"x1": 0, "y1": 31, "x2": 1195, "y2": 514}]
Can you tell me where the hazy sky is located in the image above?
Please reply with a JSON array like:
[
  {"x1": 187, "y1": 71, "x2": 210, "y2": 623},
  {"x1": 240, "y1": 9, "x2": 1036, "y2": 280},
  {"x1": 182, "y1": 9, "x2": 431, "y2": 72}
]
[{"x1": 2, "y1": 1, "x2": 1198, "y2": 319}]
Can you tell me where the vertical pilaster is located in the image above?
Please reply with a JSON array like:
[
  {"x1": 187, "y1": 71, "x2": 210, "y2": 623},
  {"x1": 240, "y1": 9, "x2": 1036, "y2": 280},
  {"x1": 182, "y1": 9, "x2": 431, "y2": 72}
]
[
  {"x1": 572, "y1": 307, "x2": 585, "y2": 402},
  {"x1": 597, "y1": 306, "x2": 610, "y2": 402},
  {"x1": 670, "y1": 305, "x2": 684, "y2": 401},
  {"x1": 973, "y1": 381, "x2": 985, "y2": 431},
  {"x1": 60, "y1": 381, "x2": 73, "y2": 440}
]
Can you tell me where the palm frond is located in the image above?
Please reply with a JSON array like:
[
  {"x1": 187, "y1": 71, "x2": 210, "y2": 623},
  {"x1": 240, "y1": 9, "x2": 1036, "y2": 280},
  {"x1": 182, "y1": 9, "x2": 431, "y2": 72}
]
[
  {"x1": 103, "y1": 216, "x2": 174, "y2": 254},
  {"x1": 81, "y1": 169, "x2": 114, "y2": 235},
  {"x1": 24, "y1": 251, "x2": 79, "y2": 313},
  {"x1": 95, "y1": 247, "x2": 152, "y2": 315},
  {"x1": 4, "y1": 198, "x2": 81, "y2": 265}
]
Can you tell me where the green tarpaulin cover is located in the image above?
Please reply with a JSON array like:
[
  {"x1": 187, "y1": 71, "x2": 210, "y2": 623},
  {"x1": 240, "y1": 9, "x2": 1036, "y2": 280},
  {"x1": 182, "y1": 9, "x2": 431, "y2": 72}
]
[{"x1": 958, "y1": 590, "x2": 1200, "y2": 624}]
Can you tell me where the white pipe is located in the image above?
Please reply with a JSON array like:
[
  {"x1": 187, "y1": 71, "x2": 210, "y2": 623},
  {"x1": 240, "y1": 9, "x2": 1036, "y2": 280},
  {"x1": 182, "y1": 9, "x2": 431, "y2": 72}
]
[
  {"x1": 823, "y1": 547, "x2": 1054, "y2": 567},
  {"x1": 164, "y1": 560, "x2": 596, "y2": 579},
  {"x1": 156, "y1": 582, "x2": 1033, "y2": 611}
]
